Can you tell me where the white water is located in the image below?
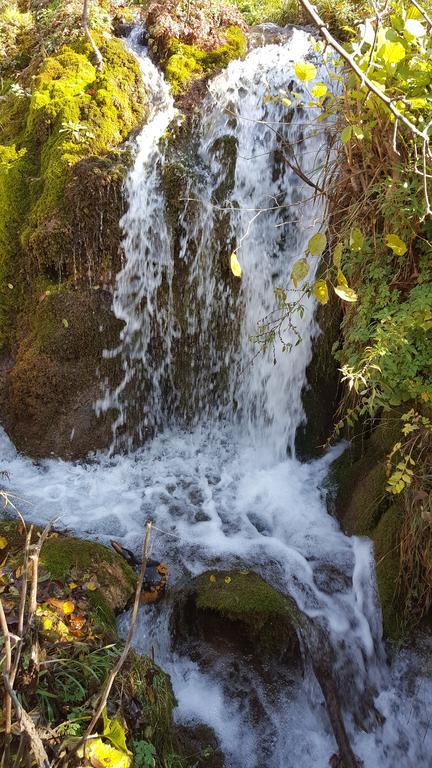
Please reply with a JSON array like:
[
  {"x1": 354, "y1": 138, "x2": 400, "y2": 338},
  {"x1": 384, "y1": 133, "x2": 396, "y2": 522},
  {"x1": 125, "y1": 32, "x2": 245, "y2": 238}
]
[{"x1": 1, "y1": 27, "x2": 432, "y2": 768}]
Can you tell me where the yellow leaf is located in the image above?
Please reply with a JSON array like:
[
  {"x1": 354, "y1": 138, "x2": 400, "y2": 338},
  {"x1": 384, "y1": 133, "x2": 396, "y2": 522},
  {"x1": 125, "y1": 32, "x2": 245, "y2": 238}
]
[
  {"x1": 209, "y1": 575, "x2": 216, "y2": 583},
  {"x1": 0, "y1": 536, "x2": 8, "y2": 550},
  {"x1": 385, "y1": 233, "x2": 407, "y2": 256},
  {"x1": 230, "y1": 252, "x2": 242, "y2": 278},
  {"x1": 334, "y1": 285, "x2": 358, "y2": 302},
  {"x1": 295, "y1": 61, "x2": 317, "y2": 82},
  {"x1": 224, "y1": 576, "x2": 232, "y2": 584},
  {"x1": 291, "y1": 258, "x2": 309, "y2": 287},
  {"x1": 312, "y1": 279, "x2": 329, "y2": 305},
  {"x1": 62, "y1": 600, "x2": 75, "y2": 615},
  {"x1": 85, "y1": 581, "x2": 98, "y2": 591},
  {"x1": 42, "y1": 617, "x2": 53, "y2": 631},
  {"x1": 68, "y1": 582, "x2": 78, "y2": 590},
  {"x1": 308, "y1": 232, "x2": 327, "y2": 257},
  {"x1": 337, "y1": 270, "x2": 348, "y2": 287},
  {"x1": 379, "y1": 41, "x2": 406, "y2": 64},
  {"x1": 332, "y1": 243, "x2": 343, "y2": 268},
  {"x1": 311, "y1": 82, "x2": 327, "y2": 98}
]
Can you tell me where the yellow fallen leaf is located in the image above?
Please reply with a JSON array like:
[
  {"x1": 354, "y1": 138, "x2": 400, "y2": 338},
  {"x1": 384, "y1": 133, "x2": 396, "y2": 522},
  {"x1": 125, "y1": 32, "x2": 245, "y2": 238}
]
[
  {"x1": 230, "y1": 252, "x2": 242, "y2": 278},
  {"x1": 68, "y1": 581, "x2": 78, "y2": 590},
  {"x1": 0, "y1": 536, "x2": 8, "y2": 550},
  {"x1": 209, "y1": 575, "x2": 216, "y2": 583},
  {"x1": 62, "y1": 600, "x2": 75, "y2": 615},
  {"x1": 42, "y1": 617, "x2": 53, "y2": 631},
  {"x1": 85, "y1": 582, "x2": 98, "y2": 591},
  {"x1": 224, "y1": 576, "x2": 232, "y2": 584}
]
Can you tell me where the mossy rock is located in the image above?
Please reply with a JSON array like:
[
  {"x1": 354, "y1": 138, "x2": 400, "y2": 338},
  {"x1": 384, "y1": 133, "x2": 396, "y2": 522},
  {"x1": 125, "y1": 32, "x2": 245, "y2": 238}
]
[
  {"x1": 373, "y1": 502, "x2": 404, "y2": 639},
  {"x1": 173, "y1": 570, "x2": 301, "y2": 661},
  {"x1": 0, "y1": 34, "x2": 146, "y2": 351},
  {"x1": 165, "y1": 26, "x2": 247, "y2": 96},
  {"x1": 295, "y1": 295, "x2": 341, "y2": 460},
  {"x1": 0, "y1": 518, "x2": 136, "y2": 634},
  {"x1": 117, "y1": 650, "x2": 176, "y2": 754}
]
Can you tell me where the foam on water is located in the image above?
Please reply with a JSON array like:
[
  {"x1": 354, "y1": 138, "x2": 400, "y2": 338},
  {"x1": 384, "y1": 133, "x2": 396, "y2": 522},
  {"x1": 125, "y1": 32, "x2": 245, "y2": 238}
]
[{"x1": 1, "y1": 27, "x2": 432, "y2": 768}]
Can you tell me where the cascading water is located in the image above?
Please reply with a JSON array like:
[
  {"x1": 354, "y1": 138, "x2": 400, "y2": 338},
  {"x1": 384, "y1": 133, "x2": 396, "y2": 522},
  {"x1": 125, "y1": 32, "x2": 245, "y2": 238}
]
[{"x1": 1, "y1": 27, "x2": 432, "y2": 768}]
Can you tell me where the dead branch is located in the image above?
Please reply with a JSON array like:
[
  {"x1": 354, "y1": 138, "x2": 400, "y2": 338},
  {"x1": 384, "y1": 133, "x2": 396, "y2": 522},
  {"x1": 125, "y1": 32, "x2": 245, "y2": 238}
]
[
  {"x1": 3, "y1": 674, "x2": 50, "y2": 768},
  {"x1": 0, "y1": 597, "x2": 12, "y2": 764},
  {"x1": 82, "y1": 0, "x2": 104, "y2": 70},
  {"x1": 10, "y1": 526, "x2": 33, "y2": 686}
]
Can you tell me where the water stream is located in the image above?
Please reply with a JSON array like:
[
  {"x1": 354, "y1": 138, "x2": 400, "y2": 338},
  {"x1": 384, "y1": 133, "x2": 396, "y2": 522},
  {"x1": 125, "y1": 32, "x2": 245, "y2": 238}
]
[{"x1": 1, "y1": 27, "x2": 432, "y2": 767}]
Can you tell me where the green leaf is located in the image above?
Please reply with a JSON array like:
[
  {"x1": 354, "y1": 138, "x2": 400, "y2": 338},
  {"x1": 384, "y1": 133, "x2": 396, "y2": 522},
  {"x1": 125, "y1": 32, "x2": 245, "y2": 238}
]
[
  {"x1": 352, "y1": 125, "x2": 364, "y2": 140},
  {"x1": 332, "y1": 243, "x2": 343, "y2": 268},
  {"x1": 334, "y1": 284, "x2": 358, "y2": 302},
  {"x1": 385, "y1": 233, "x2": 407, "y2": 256},
  {"x1": 311, "y1": 82, "x2": 327, "y2": 98},
  {"x1": 312, "y1": 279, "x2": 329, "y2": 305},
  {"x1": 103, "y1": 710, "x2": 131, "y2": 755},
  {"x1": 341, "y1": 125, "x2": 352, "y2": 143},
  {"x1": 307, "y1": 232, "x2": 327, "y2": 257},
  {"x1": 349, "y1": 227, "x2": 364, "y2": 252},
  {"x1": 379, "y1": 41, "x2": 406, "y2": 64},
  {"x1": 295, "y1": 61, "x2": 317, "y2": 82},
  {"x1": 291, "y1": 258, "x2": 309, "y2": 287}
]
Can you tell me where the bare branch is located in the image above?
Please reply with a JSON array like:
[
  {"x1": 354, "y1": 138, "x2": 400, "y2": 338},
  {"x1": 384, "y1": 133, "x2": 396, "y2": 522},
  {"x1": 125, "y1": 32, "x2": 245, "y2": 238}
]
[
  {"x1": 82, "y1": 0, "x2": 104, "y2": 70},
  {"x1": 3, "y1": 674, "x2": 50, "y2": 768}
]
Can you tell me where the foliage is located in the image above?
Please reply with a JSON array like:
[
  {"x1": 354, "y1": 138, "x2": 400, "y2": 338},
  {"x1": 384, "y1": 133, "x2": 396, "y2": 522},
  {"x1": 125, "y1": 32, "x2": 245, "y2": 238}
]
[
  {"x1": 229, "y1": 0, "x2": 370, "y2": 34},
  {"x1": 165, "y1": 26, "x2": 247, "y2": 94}
]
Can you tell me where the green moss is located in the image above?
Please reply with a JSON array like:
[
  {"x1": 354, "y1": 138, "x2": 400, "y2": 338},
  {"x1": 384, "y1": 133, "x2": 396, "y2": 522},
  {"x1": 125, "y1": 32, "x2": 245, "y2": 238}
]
[
  {"x1": 194, "y1": 570, "x2": 299, "y2": 656},
  {"x1": 373, "y1": 502, "x2": 404, "y2": 639},
  {"x1": 165, "y1": 26, "x2": 247, "y2": 95},
  {"x1": 0, "y1": 34, "x2": 145, "y2": 349},
  {"x1": 196, "y1": 570, "x2": 294, "y2": 617},
  {"x1": 119, "y1": 650, "x2": 176, "y2": 754}
]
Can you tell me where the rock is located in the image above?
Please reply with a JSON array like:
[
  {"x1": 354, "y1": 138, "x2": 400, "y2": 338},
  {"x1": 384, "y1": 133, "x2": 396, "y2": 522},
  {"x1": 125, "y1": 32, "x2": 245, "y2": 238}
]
[
  {"x1": 0, "y1": 518, "x2": 136, "y2": 634},
  {"x1": 327, "y1": 416, "x2": 407, "y2": 638},
  {"x1": 295, "y1": 296, "x2": 341, "y2": 460},
  {"x1": 172, "y1": 569, "x2": 301, "y2": 662},
  {"x1": 0, "y1": 288, "x2": 123, "y2": 459},
  {"x1": 173, "y1": 724, "x2": 224, "y2": 768}
]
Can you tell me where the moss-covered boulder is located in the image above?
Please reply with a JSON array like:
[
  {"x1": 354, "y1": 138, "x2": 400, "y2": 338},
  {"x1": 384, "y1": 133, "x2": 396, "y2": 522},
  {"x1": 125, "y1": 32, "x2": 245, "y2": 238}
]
[
  {"x1": 172, "y1": 569, "x2": 300, "y2": 661},
  {"x1": 0, "y1": 518, "x2": 136, "y2": 634},
  {"x1": 328, "y1": 417, "x2": 407, "y2": 638}
]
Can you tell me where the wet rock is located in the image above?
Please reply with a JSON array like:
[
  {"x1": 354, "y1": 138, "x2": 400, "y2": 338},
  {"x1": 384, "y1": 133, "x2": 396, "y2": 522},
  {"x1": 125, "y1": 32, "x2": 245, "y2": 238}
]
[
  {"x1": 0, "y1": 289, "x2": 123, "y2": 459},
  {"x1": 173, "y1": 724, "x2": 224, "y2": 768},
  {"x1": 172, "y1": 569, "x2": 301, "y2": 662},
  {"x1": 295, "y1": 296, "x2": 341, "y2": 460}
]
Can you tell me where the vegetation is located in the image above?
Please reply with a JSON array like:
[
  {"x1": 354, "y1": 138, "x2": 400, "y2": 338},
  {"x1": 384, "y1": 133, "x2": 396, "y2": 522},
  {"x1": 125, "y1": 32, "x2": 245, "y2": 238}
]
[{"x1": 249, "y1": 0, "x2": 432, "y2": 635}]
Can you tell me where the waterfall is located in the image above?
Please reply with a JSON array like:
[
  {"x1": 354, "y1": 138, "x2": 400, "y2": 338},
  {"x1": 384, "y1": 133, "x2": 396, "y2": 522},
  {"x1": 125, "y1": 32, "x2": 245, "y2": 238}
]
[{"x1": 2, "y1": 26, "x2": 432, "y2": 768}]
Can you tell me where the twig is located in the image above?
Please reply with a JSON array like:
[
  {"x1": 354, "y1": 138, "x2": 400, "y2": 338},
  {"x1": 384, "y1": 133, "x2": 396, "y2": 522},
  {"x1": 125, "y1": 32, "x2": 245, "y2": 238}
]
[
  {"x1": 10, "y1": 526, "x2": 33, "y2": 686},
  {"x1": 0, "y1": 597, "x2": 12, "y2": 765},
  {"x1": 27, "y1": 522, "x2": 52, "y2": 675},
  {"x1": 82, "y1": 0, "x2": 103, "y2": 70},
  {"x1": 3, "y1": 674, "x2": 50, "y2": 768}
]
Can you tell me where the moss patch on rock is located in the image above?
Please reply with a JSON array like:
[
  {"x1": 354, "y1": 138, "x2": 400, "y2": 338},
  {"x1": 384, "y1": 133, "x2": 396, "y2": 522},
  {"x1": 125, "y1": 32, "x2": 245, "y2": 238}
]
[
  {"x1": 165, "y1": 26, "x2": 247, "y2": 95},
  {"x1": 0, "y1": 34, "x2": 145, "y2": 350},
  {"x1": 174, "y1": 570, "x2": 300, "y2": 660},
  {"x1": 328, "y1": 415, "x2": 408, "y2": 638}
]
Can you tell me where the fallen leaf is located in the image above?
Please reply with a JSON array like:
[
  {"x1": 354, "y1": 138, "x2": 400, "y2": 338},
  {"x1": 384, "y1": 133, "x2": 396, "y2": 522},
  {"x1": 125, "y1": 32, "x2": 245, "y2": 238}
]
[
  {"x1": 230, "y1": 252, "x2": 242, "y2": 278},
  {"x1": 62, "y1": 600, "x2": 75, "y2": 615},
  {"x1": 0, "y1": 536, "x2": 7, "y2": 550},
  {"x1": 224, "y1": 576, "x2": 232, "y2": 584},
  {"x1": 209, "y1": 575, "x2": 216, "y2": 583}
]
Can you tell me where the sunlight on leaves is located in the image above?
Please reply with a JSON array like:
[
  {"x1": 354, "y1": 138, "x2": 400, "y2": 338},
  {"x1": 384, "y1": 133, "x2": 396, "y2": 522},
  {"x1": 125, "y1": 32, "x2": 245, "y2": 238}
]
[
  {"x1": 295, "y1": 61, "x2": 317, "y2": 82},
  {"x1": 230, "y1": 252, "x2": 242, "y2": 278}
]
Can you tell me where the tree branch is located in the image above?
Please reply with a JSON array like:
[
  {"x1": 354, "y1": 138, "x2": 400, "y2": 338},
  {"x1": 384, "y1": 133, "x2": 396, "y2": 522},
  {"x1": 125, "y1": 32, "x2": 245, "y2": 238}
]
[{"x1": 82, "y1": 0, "x2": 104, "y2": 70}]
